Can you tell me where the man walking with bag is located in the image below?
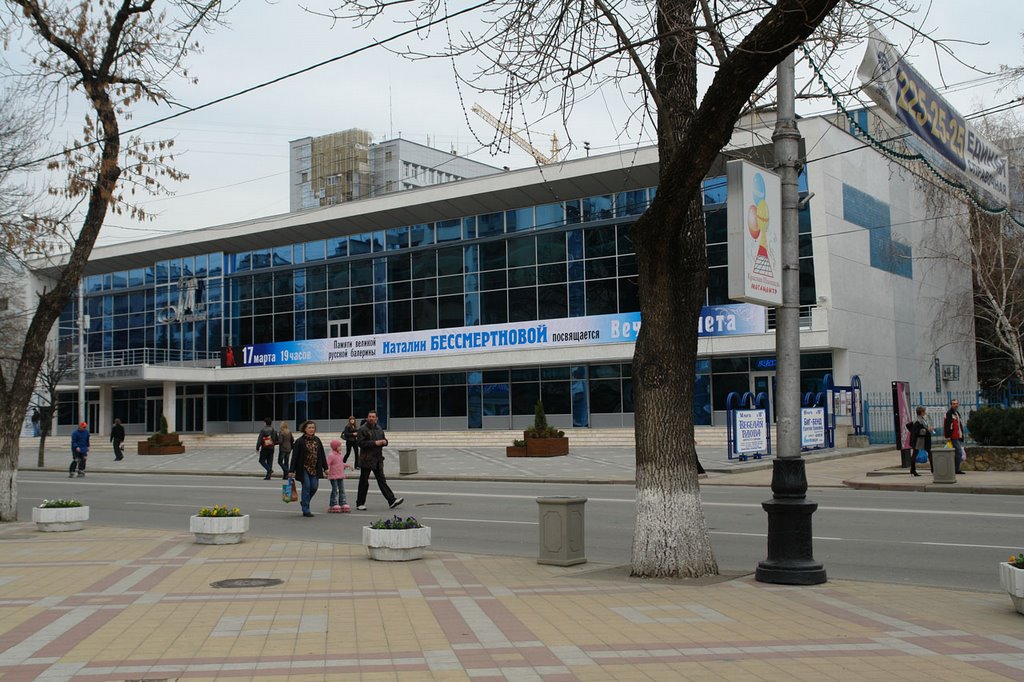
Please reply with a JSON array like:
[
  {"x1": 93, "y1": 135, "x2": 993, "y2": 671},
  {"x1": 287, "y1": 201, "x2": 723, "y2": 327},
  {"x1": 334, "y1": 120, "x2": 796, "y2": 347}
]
[
  {"x1": 943, "y1": 398, "x2": 967, "y2": 475},
  {"x1": 355, "y1": 410, "x2": 402, "y2": 511}
]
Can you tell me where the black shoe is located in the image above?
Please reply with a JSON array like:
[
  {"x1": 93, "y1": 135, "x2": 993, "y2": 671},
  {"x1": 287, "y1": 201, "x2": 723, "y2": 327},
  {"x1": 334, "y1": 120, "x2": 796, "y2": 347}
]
[
  {"x1": 303, "y1": 512, "x2": 314, "y2": 517},
  {"x1": 263, "y1": 475, "x2": 272, "y2": 480},
  {"x1": 911, "y1": 472, "x2": 921, "y2": 477},
  {"x1": 68, "y1": 473, "x2": 75, "y2": 478},
  {"x1": 77, "y1": 471, "x2": 85, "y2": 477},
  {"x1": 389, "y1": 497, "x2": 404, "y2": 509}
]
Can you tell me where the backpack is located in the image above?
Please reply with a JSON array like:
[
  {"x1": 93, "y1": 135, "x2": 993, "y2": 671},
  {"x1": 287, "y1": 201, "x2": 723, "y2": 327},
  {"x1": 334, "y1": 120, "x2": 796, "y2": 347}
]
[{"x1": 262, "y1": 431, "x2": 275, "y2": 449}]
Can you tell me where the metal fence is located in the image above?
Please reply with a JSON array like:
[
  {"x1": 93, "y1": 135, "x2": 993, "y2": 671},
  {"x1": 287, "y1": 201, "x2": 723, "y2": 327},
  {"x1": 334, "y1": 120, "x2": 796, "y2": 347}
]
[{"x1": 862, "y1": 390, "x2": 982, "y2": 445}]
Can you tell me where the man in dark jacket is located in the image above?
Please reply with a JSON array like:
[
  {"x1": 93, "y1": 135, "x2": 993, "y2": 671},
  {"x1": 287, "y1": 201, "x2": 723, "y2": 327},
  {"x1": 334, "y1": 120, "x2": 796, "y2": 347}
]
[
  {"x1": 943, "y1": 398, "x2": 966, "y2": 475},
  {"x1": 256, "y1": 417, "x2": 277, "y2": 480},
  {"x1": 355, "y1": 410, "x2": 402, "y2": 511},
  {"x1": 70, "y1": 421, "x2": 90, "y2": 477},
  {"x1": 110, "y1": 418, "x2": 125, "y2": 461}
]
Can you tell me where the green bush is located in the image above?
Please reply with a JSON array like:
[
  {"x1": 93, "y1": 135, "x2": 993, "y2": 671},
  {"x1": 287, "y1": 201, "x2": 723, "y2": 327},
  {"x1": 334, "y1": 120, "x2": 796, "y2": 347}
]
[{"x1": 967, "y1": 406, "x2": 1024, "y2": 446}]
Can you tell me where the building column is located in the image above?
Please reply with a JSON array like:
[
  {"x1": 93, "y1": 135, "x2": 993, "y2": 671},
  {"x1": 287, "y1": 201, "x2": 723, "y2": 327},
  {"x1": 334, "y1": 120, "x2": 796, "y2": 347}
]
[
  {"x1": 162, "y1": 381, "x2": 177, "y2": 432},
  {"x1": 99, "y1": 384, "x2": 113, "y2": 437}
]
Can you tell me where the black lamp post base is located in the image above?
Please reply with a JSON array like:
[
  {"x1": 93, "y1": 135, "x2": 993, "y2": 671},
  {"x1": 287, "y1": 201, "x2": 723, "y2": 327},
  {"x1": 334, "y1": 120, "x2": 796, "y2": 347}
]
[{"x1": 756, "y1": 458, "x2": 827, "y2": 585}]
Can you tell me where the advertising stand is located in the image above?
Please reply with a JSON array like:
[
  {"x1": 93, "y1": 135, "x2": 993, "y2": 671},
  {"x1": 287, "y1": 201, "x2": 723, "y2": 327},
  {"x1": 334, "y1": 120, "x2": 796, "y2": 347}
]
[{"x1": 726, "y1": 391, "x2": 771, "y2": 461}]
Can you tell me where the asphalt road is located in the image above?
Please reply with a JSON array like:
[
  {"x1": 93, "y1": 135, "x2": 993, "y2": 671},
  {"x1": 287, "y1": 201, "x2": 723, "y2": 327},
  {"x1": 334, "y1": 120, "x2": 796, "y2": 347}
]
[{"x1": 16, "y1": 471, "x2": 1021, "y2": 593}]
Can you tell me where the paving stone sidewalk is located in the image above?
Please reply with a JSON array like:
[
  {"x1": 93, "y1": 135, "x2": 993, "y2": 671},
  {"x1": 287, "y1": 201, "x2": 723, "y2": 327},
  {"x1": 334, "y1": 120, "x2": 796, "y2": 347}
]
[{"x1": 0, "y1": 524, "x2": 1022, "y2": 681}]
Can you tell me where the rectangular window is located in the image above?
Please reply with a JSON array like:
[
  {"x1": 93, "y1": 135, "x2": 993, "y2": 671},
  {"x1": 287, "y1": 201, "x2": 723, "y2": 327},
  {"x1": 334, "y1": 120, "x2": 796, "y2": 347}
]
[{"x1": 535, "y1": 203, "x2": 564, "y2": 230}]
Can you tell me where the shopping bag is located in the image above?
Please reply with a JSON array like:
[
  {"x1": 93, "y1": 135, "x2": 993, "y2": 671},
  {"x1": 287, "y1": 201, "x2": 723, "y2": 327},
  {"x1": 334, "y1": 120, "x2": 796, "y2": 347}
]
[
  {"x1": 915, "y1": 449, "x2": 928, "y2": 464},
  {"x1": 290, "y1": 480, "x2": 298, "y2": 502},
  {"x1": 282, "y1": 483, "x2": 291, "y2": 503}
]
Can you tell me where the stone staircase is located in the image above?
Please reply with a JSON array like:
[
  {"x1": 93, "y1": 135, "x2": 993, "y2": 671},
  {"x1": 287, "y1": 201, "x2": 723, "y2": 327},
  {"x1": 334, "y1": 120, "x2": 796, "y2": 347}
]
[{"x1": 27, "y1": 426, "x2": 748, "y2": 449}]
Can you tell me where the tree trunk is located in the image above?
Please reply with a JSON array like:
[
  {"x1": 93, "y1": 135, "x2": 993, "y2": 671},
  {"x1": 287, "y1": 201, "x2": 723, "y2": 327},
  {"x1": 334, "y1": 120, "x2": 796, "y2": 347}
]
[{"x1": 0, "y1": 423, "x2": 19, "y2": 521}]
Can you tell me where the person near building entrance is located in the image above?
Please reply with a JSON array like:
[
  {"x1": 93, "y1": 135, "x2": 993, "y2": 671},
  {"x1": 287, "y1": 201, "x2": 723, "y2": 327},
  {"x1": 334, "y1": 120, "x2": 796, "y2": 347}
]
[
  {"x1": 943, "y1": 398, "x2": 966, "y2": 475},
  {"x1": 256, "y1": 417, "x2": 277, "y2": 480},
  {"x1": 288, "y1": 420, "x2": 328, "y2": 517},
  {"x1": 342, "y1": 415, "x2": 360, "y2": 469},
  {"x1": 31, "y1": 408, "x2": 40, "y2": 437},
  {"x1": 110, "y1": 418, "x2": 125, "y2": 461},
  {"x1": 355, "y1": 410, "x2": 402, "y2": 511},
  {"x1": 70, "y1": 421, "x2": 90, "y2": 477},
  {"x1": 277, "y1": 421, "x2": 294, "y2": 480},
  {"x1": 906, "y1": 406, "x2": 932, "y2": 477}
]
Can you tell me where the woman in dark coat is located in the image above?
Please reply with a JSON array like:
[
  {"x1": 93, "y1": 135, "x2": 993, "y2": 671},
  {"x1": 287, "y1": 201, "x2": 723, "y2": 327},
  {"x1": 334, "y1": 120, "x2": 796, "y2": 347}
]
[
  {"x1": 288, "y1": 420, "x2": 328, "y2": 517},
  {"x1": 906, "y1": 406, "x2": 932, "y2": 477},
  {"x1": 277, "y1": 421, "x2": 294, "y2": 480}
]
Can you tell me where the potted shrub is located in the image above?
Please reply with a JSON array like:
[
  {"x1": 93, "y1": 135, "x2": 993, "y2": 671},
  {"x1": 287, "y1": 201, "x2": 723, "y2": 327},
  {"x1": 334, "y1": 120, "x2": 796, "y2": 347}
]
[
  {"x1": 189, "y1": 504, "x2": 249, "y2": 545},
  {"x1": 999, "y1": 552, "x2": 1024, "y2": 615},
  {"x1": 32, "y1": 499, "x2": 89, "y2": 532},
  {"x1": 523, "y1": 401, "x2": 569, "y2": 457},
  {"x1": 362, "y1": 515, "x2": 431, "y2": 561},
  {"x1": 138, "y1": 415, "x2": 185, "y2": 455},
  {"x1": 506, "y1": 438, "x2": 528, "y2": 457}
]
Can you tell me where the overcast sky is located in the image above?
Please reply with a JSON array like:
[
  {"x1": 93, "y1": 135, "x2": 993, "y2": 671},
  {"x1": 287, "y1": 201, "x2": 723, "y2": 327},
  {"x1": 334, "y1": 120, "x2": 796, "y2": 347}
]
[{"x1": 54, "y1": 1, "x2": 1021, "y2": 248}]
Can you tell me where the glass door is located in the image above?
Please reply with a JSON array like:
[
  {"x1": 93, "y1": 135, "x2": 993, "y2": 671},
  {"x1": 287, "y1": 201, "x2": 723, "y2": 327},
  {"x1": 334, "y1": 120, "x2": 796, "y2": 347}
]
[{"x1": 751, "y1": 372, "x2": 775, "y2": 422}]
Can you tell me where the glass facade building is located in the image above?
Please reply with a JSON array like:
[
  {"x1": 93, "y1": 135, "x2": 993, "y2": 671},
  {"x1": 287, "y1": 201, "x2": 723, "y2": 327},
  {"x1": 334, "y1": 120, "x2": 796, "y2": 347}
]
[{"x1": 56, "y1": 157, "x2": 830, "y2": 434}]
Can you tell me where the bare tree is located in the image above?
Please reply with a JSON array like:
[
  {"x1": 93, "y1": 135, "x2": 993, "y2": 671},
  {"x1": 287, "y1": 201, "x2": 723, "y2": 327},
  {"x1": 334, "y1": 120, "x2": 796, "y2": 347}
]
[
  {"x1": 32, "y1": 345, "x2": 75, "y2": 467},
  {"x1": 310, "y1": 0, "x2": 951, "y2": 576},
  {"x1": 0, "y1": 0, "x2": 232, "y2": 522}
]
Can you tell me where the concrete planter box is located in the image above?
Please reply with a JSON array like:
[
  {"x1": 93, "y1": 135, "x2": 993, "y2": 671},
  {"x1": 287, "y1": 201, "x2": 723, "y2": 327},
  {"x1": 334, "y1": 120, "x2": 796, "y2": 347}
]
[
  {"x1": 506, "y1": 446, "x2": 528, "y2": 457},
  {"x1": 524, "y1": 436, "x2": 569, "y2": 457},
  {"x1": 965, "y1": 446, "x2": 1024, "y2": 472},
  {"x1": 189, "y1": 514, "x2": 249, "y2": 544},
  {"x1": 362, "y1": 526, "x2": 431, "y2": 561},
  {"x1": 999, "y1": 562, "x2": 1024, "y2": 615},
  {"x1": 32, "y1": 506, "x2": 89, "y2": 532},
  {"x1": 537, "y1": 496, "x2": 586, "y2": 566}
]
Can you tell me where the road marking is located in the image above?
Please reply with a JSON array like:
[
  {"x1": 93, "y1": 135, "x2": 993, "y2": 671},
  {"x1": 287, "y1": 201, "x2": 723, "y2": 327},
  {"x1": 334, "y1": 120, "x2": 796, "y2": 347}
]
[
  {"x1": 20, "y1": 477, "x2": 1024, "y2": 519},
  {"x1": 711, "y1": 530, "x2": 1018, "y2": 551}
]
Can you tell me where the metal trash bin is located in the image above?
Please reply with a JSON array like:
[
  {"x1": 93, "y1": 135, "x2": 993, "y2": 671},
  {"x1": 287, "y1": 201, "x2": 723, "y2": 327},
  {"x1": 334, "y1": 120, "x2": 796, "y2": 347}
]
[
  {"x1": 398, "y1": 448, "x2": 418, "y2": 475},
  {"x1": 537, "y1": 496, "x2": 586, "y2": 566},
  {"x1": 932, "y1": 449, "x2": 956, "y2": 484}
]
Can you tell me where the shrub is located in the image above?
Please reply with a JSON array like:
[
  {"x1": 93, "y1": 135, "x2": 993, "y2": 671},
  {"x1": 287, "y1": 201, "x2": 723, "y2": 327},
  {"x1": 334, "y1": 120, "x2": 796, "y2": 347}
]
[
  {"x1": 197, "y1": 505, "x2": 242, "y2": 517},
  {"x1": 39, "y1": 499, "x2": 82, "y2": 508},
  {"x1": 525, "y1": 400, "x2": 562, "y2": 438},
  {"x1": 967, "y1": 406, "x2": 1024, "y2": 446},
  {"x1": 1010, "y1": 552, "x2": 1024, "y2": 568},
  {"x1": 370, "y1": 515, "x2": 422, "y2": 530},
  {"x1": 512, "y1": 439, "x2": 527, "y2": 448}
]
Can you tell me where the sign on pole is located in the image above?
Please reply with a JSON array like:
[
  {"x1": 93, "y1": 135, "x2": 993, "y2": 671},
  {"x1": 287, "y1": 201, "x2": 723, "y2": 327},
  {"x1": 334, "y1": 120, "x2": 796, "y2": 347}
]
[
  {"x1": 727, "y1": 159, "x2": 783, "y2": 306},
  {"x1": 857, "y1": 28, "x2": 1009, "y2": 205},
  {"x1": 734, "y1": 409, "x2": 769, "y2": 453}
]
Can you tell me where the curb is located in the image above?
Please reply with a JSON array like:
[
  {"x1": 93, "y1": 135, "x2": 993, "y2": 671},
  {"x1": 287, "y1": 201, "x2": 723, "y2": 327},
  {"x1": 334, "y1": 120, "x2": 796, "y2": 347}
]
[{"x1": 842, "y1": 478, "x2": 1024, "y2": 495}]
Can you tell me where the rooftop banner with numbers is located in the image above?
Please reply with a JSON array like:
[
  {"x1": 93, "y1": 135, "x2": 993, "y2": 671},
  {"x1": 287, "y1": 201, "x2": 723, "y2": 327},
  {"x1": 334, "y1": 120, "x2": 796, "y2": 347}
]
[
  {"x1": 220, "y1": 305, "x2": 766, "y2": 368},
  {"x1": 857, "y1": 28, "x2": 1009, "y2": 205}
]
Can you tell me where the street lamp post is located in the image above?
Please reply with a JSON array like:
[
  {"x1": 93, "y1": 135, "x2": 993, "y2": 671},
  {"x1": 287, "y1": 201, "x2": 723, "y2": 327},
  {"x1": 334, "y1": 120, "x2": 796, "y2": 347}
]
[
  {"x1": 78, "y1": 280, "x2": 85, "y2": 427},
  {"x1": 755, "y1": 52, "x2": 826, "y2": 585}
]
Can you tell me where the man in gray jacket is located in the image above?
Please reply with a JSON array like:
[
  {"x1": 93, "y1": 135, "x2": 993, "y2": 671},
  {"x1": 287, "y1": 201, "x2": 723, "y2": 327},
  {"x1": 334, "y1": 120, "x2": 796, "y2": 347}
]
[{"x1": 355, "y1": 410, "x2": 402, "y2": 511}]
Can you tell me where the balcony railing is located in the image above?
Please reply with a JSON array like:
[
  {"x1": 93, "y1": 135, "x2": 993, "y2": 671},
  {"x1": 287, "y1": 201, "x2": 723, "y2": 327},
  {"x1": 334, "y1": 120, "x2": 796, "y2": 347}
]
[{"x1": 63, "y1": 348, "x2": 221, "y2": 370}]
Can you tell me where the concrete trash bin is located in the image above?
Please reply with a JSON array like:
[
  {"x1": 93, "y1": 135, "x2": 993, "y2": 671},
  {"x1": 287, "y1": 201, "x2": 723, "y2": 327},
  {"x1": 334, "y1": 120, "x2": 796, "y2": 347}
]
[
  {"x1": 537, "y1": 496, "x2": 586, "y2": 566},
  {"x1": 398, "y1": 448, "x2": 418, "y2": 475},
  {"x1": 932, "y1": 449, "x2": 956, "y2": 484}
]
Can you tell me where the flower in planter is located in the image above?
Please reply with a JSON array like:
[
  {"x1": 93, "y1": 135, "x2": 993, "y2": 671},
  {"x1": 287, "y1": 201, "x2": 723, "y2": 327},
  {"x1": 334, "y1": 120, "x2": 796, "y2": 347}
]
[
  {"x1": 39, "y1": 499, "x2": 83, "y2": 508},
  {"x1": 369, "y1": 515, "x2": 423, "y2": 530},
  {"x1": 197, "y1": 505, "x2": 243, "y2": 517},
  {"x1": 1009, "y1": 553, "x2": 1024, "y2": 568}
]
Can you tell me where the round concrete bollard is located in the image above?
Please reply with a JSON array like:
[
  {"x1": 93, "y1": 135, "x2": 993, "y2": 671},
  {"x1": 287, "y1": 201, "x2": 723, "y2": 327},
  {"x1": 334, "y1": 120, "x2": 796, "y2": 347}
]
[
  {"x1": 398, "y1": 448, "x2": 418, "y2": 475},
  {"x1": 536, "y1": 496, "x2": 586, "y2": 566}
]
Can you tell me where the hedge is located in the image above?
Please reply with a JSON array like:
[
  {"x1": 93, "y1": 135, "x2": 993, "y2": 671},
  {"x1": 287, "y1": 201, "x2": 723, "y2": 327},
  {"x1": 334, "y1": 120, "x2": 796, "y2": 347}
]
[{"x1": 967, "y1": 406, "x2": 1024, "y2": 446}]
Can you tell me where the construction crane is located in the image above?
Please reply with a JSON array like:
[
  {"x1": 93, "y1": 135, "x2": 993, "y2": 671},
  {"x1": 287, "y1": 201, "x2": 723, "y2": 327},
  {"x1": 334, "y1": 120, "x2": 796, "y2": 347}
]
[{"x1": 470, "y1": 103, "x2": 561, "y2": 165}]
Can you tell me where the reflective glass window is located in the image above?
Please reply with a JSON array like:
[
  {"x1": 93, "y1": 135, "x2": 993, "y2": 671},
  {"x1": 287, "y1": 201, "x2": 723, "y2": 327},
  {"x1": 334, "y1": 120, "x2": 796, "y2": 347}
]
[
  {"x1": 409, "y1": 223, "x2": 434, "y2": 247},
  {"x1": 480, "y1": 241, "x2": 506, "y2": 271},
  {"x1": 463, "y1": 216, "x2": 477, "y2": 239},
  {"x1": 327, "y1": 237, "x2": 347, "y2": 258},
  {"x1": 128, "y1": 269, "x2": 144, "y2": 287},
  {"x1": 272, "y1": 245, "x2": 292, "y2": 267},
  {"x1": 477, "y1": 211, "x2": 503, "y2": 237},
  {"x1": 369, "y1": 231, "x2": 385, "y2": 253},
  {"x1": 506, "y1": 207, "x2": 534, "y2": 232},
  {"x1": 111, "y1": 271, "x2": 127, "y2": 289},
  {"x1": 703, "y1": 175, "x2": 727, "y2": 205},
  {"x1": 86, "y1": 275, "x2": 103, "y2": 293},
  {"x1": 535, "y1": 203, "x2": 563, "y2": 229},
  {"x1": 537, "y1": 232, "x2": 565, "y2": 264},
  {"x1": 436, "y1": 219, "x2": 461, "y2": 243},
  {"x1": 583, "y1": 195, "x2": 613, "y2": 221},
  {"x1": 616, "y1": 190, "x2": 648, "y2": 216},
  {"x1": 507, "y1": 236, "x2": 535, "y2": 267},
  {"x1": 437, "y1": 247, "x2": 463, "y2": 275},
  {"x1": 349, "y1": 233, "x2": 372, "y2": 255},
  {"x1": 411, "y1": 251, "x2": 436, "y2": 279},
  {"x1": 304, "y1": 240, "x2": 325, "y2": 261},
  {"x1": 386, "y1": 226, "x2": 409, "y2": 250},
  {"x1": 195, "y1": 255, "x2": 208, "y2": 276},
  {"x1": 181, "y1": 257, "x2": 194, "y2": 277},
  {"x1": 565, "y1": 200, "x2": 581, "y2": 224}
]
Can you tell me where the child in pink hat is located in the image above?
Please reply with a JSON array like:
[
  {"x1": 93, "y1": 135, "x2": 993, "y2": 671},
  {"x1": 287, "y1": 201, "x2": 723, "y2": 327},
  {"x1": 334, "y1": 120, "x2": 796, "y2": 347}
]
[{"x1": 326, "y1": 438, "x2": 353, "y2": 512}]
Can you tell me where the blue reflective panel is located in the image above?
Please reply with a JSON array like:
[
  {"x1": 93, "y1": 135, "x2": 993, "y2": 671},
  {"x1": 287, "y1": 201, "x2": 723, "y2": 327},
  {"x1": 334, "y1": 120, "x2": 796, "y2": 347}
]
[
  {"x1": 251, "y1": 249, "x2": 271, "y2": 269},
  {"x1": 128, "y1": 269, "x2": 144, "y2": 287},
  {"x1": 569, "y1": 282, "x2": 585, "y2": 317},
  {"x1": 616, "y1": 190, "x2": 648, "y2": 216},
  {"x1": 535, "y1": 202, "x2": 564, "y2": 229},
  {"x1": 567, "y1": 230, "x2": 583, "y2": 261},
  {"x1": 695, "y1": 358, "x2": 711, "y2": 373},
  {"x1": 165, "y1": 259, "x2": 179, "y2": 281},
  {"x1": 462, "y1": 216, "x2": 476, "y2": 239},
  {"x1": 506, "y1": 207, "x2": 534, "y2": 232},
  {"x1": 463, "y1": 244, "x2": 479, "y2": 273},
  {"x1": 102, "y1": 274, "x2": 112, "y2": 290},
  {"x1": 129, "y1": 293, "x2": 145, "y2": 313},
  {"x1": 181, "y1": 257, "x2": 194, "y2": 277},
  {"x1": 350, "y1": 233, "x2": 372, "y2": 255},
  {"x1": 370, "y1": 231, "x2": 385, "y2": 253},
  {"x1": 703, "y1": 176, "x2": 726, "y2": 205},
  {"x1": 272, "y1": 245, "x2": 292, "y2": 267},
  {"x1": 209, "y1": 253, "x2": 223, "y2": 277},
  {"x1": 85, "y1": 274, "x2": 103, "y2": 293},
  {"x1": 109, "y1": 271, "x2": 126, "y2": 289},
  {"x1": 326, "y1": 237, "x2": 347, "y2": 258},
  {"x1": 409, "y1": 223, "x2": 434, "y2": 247},
  {"x1": 582, "y1": 195, "x2": 613, "y2": 221},
  {"x1": 304, "y1": 240, "x2": 325, "y2": 261},
  {"x1": 798, "y1": 170, "x2": 808, "y2": 193},
  {"x1": 464, "y1": 292, "x2": 480, "y2": 326},
  {"x1": 386, "y1": 226, "x2": 409, "y2": 250},
  {"x1": 565, "y1": 200, "x2": 581, "y2": 224},
  {"x1": 194, "y1": 255, "x2": 208, "y2": 277},
  {"x1": 571, "y1": 365, "x2": 588, "y2": 427},
  {"x1": 467, "y1": 384, "x2": 481, "y2": 428},
  {"x1": 477, "y1": 212, "x2": 503, "y2": 237},
  {"x1": 436, "y1": 219, "x2": 461, "y2": 242}
]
